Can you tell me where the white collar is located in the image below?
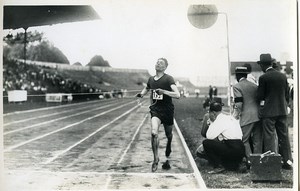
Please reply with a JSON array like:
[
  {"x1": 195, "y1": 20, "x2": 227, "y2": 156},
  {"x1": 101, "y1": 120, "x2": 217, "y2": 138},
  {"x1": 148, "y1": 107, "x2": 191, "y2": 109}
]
[
  {"x1": 266, "y1": 67, "x2": 273, "y2": 72},
  {"x1": 238, "y1": 77, "x2": 246, "y2": 82}
]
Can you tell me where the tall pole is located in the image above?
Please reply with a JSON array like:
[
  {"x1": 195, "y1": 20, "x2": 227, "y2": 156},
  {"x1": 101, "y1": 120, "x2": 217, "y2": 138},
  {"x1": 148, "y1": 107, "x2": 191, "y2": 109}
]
[
  {"x1": 219, "y1": 12, "x2": 232, "y2": 114},
  {"x1": 23, "y1": 27, "x2": 28, "y2": 64}
]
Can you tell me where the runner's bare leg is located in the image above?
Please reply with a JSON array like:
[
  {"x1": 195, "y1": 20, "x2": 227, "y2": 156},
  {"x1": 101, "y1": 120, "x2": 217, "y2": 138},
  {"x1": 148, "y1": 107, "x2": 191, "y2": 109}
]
[
  {"x1": 151, "y1": 117, "x2": 161, "y2": 171},
  {"x1": 164, "y1": 124, "x2": 173, "y2": 157}
]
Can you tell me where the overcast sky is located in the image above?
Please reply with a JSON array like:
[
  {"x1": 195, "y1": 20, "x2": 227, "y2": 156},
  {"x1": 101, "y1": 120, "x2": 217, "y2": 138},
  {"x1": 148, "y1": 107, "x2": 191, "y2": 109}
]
[{"x1": 3, "y1": 0, "x2": 297, "y2": 86}]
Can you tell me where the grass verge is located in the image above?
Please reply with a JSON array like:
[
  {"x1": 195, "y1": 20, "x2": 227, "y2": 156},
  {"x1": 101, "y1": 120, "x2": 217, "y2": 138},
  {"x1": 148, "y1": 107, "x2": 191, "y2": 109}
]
[{"x1": 173, "y1": 97, "x2": 293, "y2": 189}]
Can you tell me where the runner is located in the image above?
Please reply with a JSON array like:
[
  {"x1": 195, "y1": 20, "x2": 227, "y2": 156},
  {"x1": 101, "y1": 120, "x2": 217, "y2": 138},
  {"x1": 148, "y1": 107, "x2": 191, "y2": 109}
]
[{"x1": 135, "y1": 58, "x2": 180, "y2": 172}]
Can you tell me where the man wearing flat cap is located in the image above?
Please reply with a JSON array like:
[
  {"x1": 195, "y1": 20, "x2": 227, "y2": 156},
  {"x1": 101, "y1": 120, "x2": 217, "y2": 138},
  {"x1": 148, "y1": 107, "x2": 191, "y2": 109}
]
[
  {"x1": 201, "y1": 101, "x2": 245, "y2": 173},
  {"x1": 257, "y1": 53, "x2": 293, "y2": 170},
  {"x1": 233, "y1": 66, "x2": 262, "y2": 166}
]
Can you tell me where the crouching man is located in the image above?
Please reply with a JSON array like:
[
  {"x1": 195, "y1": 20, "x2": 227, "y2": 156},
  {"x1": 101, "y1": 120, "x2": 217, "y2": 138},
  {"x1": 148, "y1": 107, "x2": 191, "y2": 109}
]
[{"x1": 201, "y1": 101, "x2": 245, "y2": 173}]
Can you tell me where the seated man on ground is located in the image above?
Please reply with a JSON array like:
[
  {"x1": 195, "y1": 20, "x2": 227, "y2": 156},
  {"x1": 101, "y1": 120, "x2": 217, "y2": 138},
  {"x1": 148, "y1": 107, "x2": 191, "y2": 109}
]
[
  {"x1": 199, "y1": 101, "x2": 245, "y2": 173},
  {"x1": 196, "y1": 97, "x2": 224, "y2": 158}
]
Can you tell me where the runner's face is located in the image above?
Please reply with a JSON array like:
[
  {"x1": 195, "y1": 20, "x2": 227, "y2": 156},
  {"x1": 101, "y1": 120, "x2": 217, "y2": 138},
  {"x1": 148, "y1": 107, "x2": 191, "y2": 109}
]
[{"x1": 155, "y1": 59, "x2": 166, "y2": 71}]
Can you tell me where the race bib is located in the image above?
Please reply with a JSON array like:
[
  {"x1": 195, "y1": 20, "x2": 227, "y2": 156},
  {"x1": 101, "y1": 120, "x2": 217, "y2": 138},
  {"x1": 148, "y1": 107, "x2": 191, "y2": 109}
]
[{"x1": 153, "y1": 91, "x2": 163, "y2": 100}]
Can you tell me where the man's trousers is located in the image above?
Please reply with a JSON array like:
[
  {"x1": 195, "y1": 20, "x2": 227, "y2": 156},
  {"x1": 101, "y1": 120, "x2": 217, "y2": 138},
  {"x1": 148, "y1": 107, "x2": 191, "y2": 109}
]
[{"x1": 203, "y1": 139, "x2": 245, "y2": 170}]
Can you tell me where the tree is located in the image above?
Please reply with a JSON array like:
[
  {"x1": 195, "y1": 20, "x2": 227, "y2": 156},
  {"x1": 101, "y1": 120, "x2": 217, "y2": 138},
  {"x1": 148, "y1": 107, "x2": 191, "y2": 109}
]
[
  {"x1": 3, "y1": 30, "x2": 69, "y2": 64},
  {"x1": 87, "y1": 55, "x2": 110, "y2": 67},
  {"x1": 27, "y1": 41, "x2": 69, "y2": 64},
  {"x1": 73, "y1": 62, "x2": 82, "y2": 66},
  {"x1": 3, "y1": 44, "x2": 24, "y2": 60},
  {"x1": 3, "y1": 30, "x2": 43, "y2": 46}
]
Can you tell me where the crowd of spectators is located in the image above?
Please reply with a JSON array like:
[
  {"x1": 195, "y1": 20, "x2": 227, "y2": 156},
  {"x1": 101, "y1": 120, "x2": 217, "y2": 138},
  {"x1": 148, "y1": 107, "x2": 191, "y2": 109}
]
[{"x1": 3, "y1": 58, "x2": 101, "y2": 96}]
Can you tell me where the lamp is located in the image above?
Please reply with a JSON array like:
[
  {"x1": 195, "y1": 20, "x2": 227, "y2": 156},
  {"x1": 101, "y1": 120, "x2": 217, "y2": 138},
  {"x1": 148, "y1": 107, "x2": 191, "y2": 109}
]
[{"x1": 187, "y1": 4, "x2": 232, "y2": 113}]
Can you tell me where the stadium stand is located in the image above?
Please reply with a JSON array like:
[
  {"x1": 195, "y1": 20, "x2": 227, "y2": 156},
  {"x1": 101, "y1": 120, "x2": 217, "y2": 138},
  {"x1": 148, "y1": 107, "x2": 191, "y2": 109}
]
[{"x1": 3, "y1": 58, "x2": 152, "y2": 102}]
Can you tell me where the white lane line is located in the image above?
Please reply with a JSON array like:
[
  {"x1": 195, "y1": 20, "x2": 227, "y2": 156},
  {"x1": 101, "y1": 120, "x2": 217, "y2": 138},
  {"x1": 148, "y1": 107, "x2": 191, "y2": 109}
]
[
  {"x1": 3, "y1": 99, "x2": 102, "y2": 116},
  {"x1": 3, "y1": 100, "x2": 119, "y2": 126},
  {"x1": 4, "y1": 101, "x2": 121, "y2": 135},
  {"x1": 5, "y1": 169, "x2": 198, "y2": 177},
  {"x1": 104, "y1": 113, "x2": 148, "y2": 189},
  {"x1": 4, "y1": 101, "x2": 135, "y2": 152},
  {"x1": 43, "y1": 104, "x2": 140, "y2": 164},
  {"x1": 173, "y1": 119, "x2": 207, "y2": 189},
  {"x1": 104, "y1": 175, "x2": 112, "y2": 189},
  {"x1": 117, "y1": 114, "x2": 148, "y2": 165},
  {"x1": 5, "y1": 169, "x2": 197, "y2": 177}
]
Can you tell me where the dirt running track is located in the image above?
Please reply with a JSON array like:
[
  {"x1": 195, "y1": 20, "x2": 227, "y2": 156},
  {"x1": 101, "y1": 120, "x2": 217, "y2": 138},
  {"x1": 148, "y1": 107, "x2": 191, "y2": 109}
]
[{"x1": 3, "y1": 98, "x2": 206, "y2": 190}]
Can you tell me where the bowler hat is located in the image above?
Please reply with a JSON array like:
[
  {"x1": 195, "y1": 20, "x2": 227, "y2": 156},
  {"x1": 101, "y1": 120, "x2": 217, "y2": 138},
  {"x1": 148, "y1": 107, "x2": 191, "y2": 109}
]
[
  {"x1": 257, "y1": 53, "x2": 275, "y2": 65},
  {"x1": 235, "y1": 66, "x2": 248, "y2": 74}
]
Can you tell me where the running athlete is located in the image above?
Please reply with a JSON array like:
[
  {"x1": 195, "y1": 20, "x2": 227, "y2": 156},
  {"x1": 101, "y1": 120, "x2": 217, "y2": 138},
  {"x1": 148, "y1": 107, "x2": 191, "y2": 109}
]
[{"x1": 135, "y1": 58, "x2": 180, "y2": 172}]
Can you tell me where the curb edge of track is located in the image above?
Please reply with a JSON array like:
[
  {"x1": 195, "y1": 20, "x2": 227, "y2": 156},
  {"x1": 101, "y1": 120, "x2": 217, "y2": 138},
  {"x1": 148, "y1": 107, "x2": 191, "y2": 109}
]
[{"x1": 173, "y1": 119, "x2": 207, "y2": 189}]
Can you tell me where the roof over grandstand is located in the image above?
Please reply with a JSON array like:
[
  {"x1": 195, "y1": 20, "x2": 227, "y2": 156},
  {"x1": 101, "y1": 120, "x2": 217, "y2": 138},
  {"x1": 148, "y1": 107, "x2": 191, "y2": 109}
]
[{"x1": 3, "y1": 5, "x2": 100, "y2": 30}]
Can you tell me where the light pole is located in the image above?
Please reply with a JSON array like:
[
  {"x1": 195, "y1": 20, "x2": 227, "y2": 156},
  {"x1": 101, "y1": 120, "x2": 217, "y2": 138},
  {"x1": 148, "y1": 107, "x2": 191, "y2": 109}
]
[
  {"x1": 23, "y1": 27, "x2": 28, "y2": 64},
  {"x1": 218, "y1": 12, "x2": 232, "y2": 114},
  {"x1": 187, "y1": 5, "x2": 232, "y2": 114}
]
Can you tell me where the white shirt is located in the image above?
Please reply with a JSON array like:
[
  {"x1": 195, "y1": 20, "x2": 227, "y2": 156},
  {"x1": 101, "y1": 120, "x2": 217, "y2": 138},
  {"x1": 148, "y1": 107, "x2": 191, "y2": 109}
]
[
  {"x1": 206, "y1": 113, "x2": 243, "y2": 140},
  {"x1": 247, "y1": 73, "x2": 258, "y2": 85}
]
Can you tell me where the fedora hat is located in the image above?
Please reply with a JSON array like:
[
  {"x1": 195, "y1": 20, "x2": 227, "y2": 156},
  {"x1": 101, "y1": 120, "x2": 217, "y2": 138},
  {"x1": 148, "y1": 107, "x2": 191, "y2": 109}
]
[
  {"x1": 257, "y1": 53, "x2": 275, "y2": 65},
  {"x1": 235, "y1": 66, "x2": 249, "y2": 74}
]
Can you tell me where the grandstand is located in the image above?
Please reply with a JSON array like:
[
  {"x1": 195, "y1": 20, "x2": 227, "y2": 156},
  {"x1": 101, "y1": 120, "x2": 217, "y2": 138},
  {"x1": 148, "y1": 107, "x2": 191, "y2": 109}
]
[
  {"x1": 3, "y1": 58, "x2": 203, "y2": 103},
  {"x1": 3, "y1": 58, "x2": 151, "y2": 102}
]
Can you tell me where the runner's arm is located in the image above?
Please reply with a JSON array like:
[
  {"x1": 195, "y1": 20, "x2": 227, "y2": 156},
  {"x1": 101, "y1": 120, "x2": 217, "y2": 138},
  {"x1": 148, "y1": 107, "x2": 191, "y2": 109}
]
[
  {"x1": 135, "y1": 87, "x2": 149, "y2": 98},
  {"x1": 156, "y1": 84, "x2": 180, "y2": 99}
]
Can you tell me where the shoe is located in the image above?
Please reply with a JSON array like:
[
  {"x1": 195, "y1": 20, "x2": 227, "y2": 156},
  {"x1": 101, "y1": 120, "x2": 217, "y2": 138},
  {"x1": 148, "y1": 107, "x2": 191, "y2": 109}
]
[
  {"x1": 238, "y1": 163, "x2": 248, "y2": 173},
  {"x1": 197, "y1": 151, "x2": 208, "y2": 160},
  {"x1": 152, "y1": 158, "x2": 159, "y2": 172},
  {"x1": 165, "y1": 144, "x2": 172, "y2": 157},
  {"x1": 162, "y1": 160, "x2": 171, "y2": 170},
  {"x1": 208, "y1": 167, "x2": 226, "y2": 174},
  {"x1": 246, "y1": 160, "x2": 251, "y2": 170},
  {"x1": 282, "y1": 163, "x2": 293, "y2": 170},
  {"x1": 282, "y1": 160, "x2": 293, "y2": 170}
]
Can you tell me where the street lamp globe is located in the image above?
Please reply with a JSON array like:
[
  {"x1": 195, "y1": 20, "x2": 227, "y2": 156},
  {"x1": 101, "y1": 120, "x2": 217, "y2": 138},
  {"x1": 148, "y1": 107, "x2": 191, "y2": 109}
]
[{"x1": 187, "y1": 4, "x2": 218, "y2": 29}]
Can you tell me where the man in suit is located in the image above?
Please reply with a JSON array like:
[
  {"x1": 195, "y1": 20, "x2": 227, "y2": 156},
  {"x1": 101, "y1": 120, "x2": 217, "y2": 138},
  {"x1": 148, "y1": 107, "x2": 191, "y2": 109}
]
[
  {"x1": 257, "y1": 53, "x2": 293, "y2": 170},
  {"x1": 233, "y1": 66, "x2": 262, "y2": 165}
]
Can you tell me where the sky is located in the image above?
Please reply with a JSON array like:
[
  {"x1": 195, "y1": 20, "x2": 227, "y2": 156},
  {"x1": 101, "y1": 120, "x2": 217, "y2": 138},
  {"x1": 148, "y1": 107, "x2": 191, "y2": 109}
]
[{"x1": 3, "y1": 0, "x2": 298, "y2": 86}]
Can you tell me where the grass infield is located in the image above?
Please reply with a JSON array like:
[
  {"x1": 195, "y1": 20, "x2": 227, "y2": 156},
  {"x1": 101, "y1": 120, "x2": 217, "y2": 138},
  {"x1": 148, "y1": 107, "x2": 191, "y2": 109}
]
[{"x1": 173, "y1": 97, "x2": 293, "y2": 189}]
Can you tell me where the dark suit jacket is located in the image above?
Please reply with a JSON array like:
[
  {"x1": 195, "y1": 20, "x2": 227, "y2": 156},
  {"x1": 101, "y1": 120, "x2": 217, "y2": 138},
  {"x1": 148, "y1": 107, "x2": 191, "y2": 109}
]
[{"x1": 257, "y1": 68, "x2": 289, "y2": 117}]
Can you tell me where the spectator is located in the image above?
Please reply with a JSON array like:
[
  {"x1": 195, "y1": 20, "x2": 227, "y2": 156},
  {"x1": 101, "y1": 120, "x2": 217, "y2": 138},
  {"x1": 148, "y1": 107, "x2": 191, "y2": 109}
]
[
  {"x1": 233, "y1": 66, "x2": 262, "y2": 167},
  {"x1": 257, "y1": 53, "x2": 293, "y2": 170},
  {"x1": 195, "y1": 89, "x2": 200, "y2": 98},
  {"x1": 208, "y1": 85, "x2": 213, "y2": 100},
  {"x1": 212, "y1": 86, "x2": 218, "y2": 97},
  {"x1": 200, "y1": 97, "x2": 224, "y2": 138},
  {"x1": 202, "y1": 95, "x2": 211, "y2": 110},
  {"x1": 196, "y1": 97, "x2": 224, "y2": 159},
  {"x1": 198, "y1": 100, "x2": 245, "y2": 173},
  {"x1": 243, "y1": 63, "x2": 257, "y2": 85}
]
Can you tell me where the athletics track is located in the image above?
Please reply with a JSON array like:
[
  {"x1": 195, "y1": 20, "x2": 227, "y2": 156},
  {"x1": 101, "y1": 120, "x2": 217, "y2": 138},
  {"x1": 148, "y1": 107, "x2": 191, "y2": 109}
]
[{"x1": 2, "y1": 98, "x2": 206, "y2": 190}]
